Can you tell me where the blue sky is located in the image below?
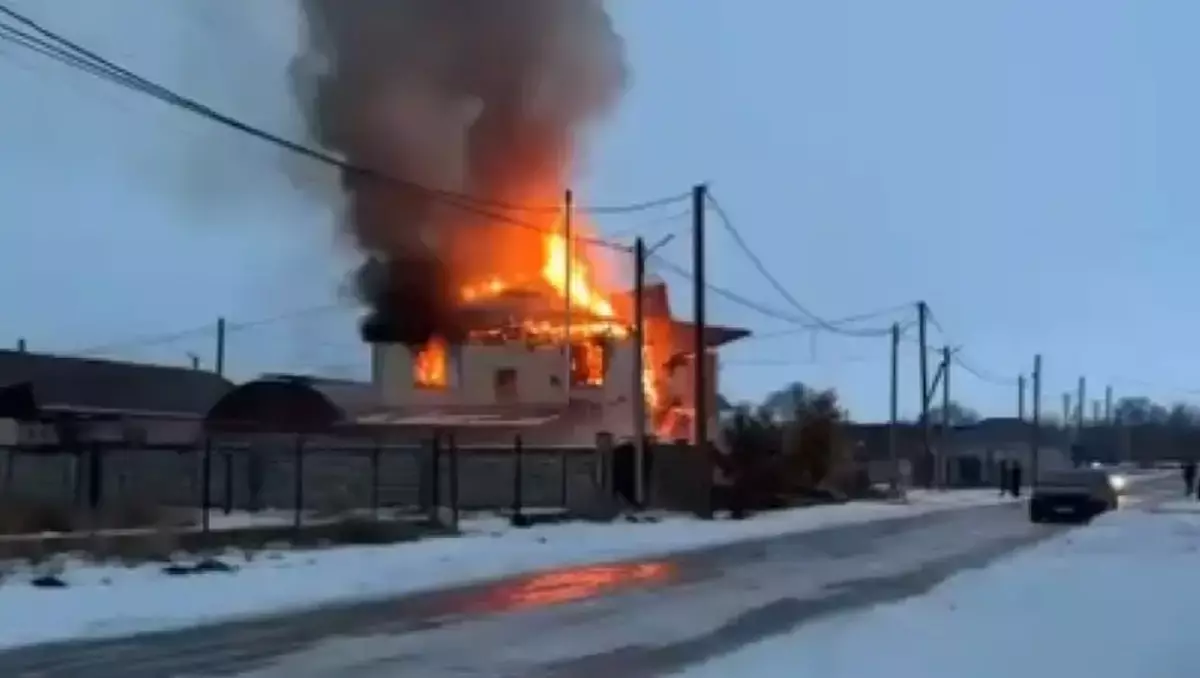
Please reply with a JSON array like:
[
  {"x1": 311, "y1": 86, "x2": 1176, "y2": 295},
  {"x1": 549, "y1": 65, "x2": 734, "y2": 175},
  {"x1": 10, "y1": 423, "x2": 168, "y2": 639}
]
[{"x1": 1, "y1": 0, "x2": 1198, "y2": 420}]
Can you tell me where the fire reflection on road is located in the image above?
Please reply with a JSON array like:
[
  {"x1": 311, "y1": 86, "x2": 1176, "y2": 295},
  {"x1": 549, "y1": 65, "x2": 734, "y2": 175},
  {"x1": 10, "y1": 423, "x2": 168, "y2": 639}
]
[{"x1": 457, "y1": 562, "x2": 677, "y2": 614}]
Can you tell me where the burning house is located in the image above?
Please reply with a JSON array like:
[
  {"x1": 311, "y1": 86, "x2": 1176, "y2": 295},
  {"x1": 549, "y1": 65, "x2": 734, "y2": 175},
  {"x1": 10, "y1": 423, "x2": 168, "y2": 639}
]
[
  {"x1": 370, "y1": 276, "x2": 750, "y2": 444},
  {"x1": 292, "y1": 1, "x2": 747, "y2": 443}
]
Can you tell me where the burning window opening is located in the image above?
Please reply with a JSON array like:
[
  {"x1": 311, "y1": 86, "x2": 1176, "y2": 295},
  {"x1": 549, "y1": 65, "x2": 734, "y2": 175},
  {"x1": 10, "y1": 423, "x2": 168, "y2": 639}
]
[
  {"x1": 413, "y1": 337, "x2": 450, "y2": 389},
  {"x1": 570, "y1": 340, "x2": 607, "y2": 387}
]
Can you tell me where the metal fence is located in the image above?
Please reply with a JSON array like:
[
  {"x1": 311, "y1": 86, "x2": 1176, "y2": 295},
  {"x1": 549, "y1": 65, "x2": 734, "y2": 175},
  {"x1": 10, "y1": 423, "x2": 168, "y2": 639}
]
[{"x1": 0, "y1": 434, "x2": 615, "y2": 534}]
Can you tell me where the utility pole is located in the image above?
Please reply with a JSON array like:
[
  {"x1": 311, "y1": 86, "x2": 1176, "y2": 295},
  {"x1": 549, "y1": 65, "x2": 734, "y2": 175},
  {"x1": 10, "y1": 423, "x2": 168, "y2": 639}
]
[
  {"x1": 1104, "y1": 385, "x2": 1113, "y2": 423},
  {"x1": 1092, "y1": 400, "x2": 1101, "y2": 423},
  {"x1": 1031, "y1": 354, "x2": 1042, "y2": 487},
  {"x1": 692, "y1": 184, "x2": 708, "y2": 450},
  {"x1": 215, "y1": 317, "x2": 226, "y2": 378},
  {"x1": 939, "y1": 346, "x2": 953, "y2": 489},
  {"x1": 889, "y1": 322, "x2": 900, "y2": 492},
  {"x1": 632, "y1": 237, "x2": 647, "y2": 506},
  {"x1": 1076, "y1": 376, "x2": 1086, "y2": 432},
  {"x1": 15, "y1": 338, "x2": 25, "y2": 353},
  {"x1": 917, "y1": 301, "x2": 931, "y2": 488},
  {"x1": 563, "y1": 189, "x2": 574, "y2": 389},
  {"x1": 1062, "y1": 393, "x2": 1071, "y2": 426},
  {"x1": 1017, "y1": 374, "x2": 1026, "y2": 421}
]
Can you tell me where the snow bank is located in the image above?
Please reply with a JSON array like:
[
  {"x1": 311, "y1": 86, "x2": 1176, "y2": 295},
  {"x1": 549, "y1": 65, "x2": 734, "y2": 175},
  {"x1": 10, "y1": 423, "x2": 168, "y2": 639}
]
[
  {"x1": 0, "y1": 491, "x2": 1007, "y2": 650},
  {"x1": 674, "y1": 506, "x2": 1200, "y2": 678}
]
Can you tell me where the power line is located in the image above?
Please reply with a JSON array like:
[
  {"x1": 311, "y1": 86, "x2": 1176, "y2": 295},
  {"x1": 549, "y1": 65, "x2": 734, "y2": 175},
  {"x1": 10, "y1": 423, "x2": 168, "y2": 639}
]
[
  {"x1": 70, "y1": 302, "x2": 354, "y2": 357},
  {"x1": 0, "y1": 4, "x2": 688, "y2": 215},
  {"x1": 723, "y1": 356, "x2": 873, "y2": 368},
  {"x1": 914, "y1": 302, "x2": 1018, "y2": 388},
  {"x1": 650, "y1": 253, "x2": 911, "y2": 335},
  {"x1": 603, "y1": 208, "x2": 693, "y2": 242},
  {"x1": 704, "y1": 191, "x2": 896, "y2": 337},
  {"x1": 0, "y1": 6, "x2": 686, "y2": 245},
  {"x1": 953, "y1": 352, "x2": 1018, "y2": 387}
]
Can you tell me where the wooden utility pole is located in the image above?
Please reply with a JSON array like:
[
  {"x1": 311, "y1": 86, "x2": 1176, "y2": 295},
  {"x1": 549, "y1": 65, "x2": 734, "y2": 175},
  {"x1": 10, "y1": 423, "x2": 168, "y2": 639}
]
[
  {"x1": 692, "y1": 184, "x2": 708, "y2": 449},
  {"x1": 1031, "y1": 354, "x2": 1042, "y2": 486},
  {"x1": 889, "y1": 322, "x2": 900, "y2": 491},
  {"x1": 939, "y1": 346, "x2": 952, "y2": 489},
  {"x1": 1076, "y1": 376, "x2": 1086, "y2": 432},
  {"x1": 563, "y1": 189, "x2": 574, "y2": 387},
  {"x1": 917, "y1": 301, "x2": 931, "y2": 487},
  {"x1": 632, "y1": 237, "x2": 647, "y2": 505},
  {"x1": 215, "y1": 317, "x2": 226, "y2": 377},
  {"x1": 1018, "y1": 374, "x2": 1026, "y2": 421}
]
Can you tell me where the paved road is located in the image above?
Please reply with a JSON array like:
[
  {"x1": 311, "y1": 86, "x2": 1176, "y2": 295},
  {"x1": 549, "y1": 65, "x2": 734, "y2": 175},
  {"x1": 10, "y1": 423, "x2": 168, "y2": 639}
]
[{"x1": 0, "y1": 479, "x2": 1179, "y2": 678}]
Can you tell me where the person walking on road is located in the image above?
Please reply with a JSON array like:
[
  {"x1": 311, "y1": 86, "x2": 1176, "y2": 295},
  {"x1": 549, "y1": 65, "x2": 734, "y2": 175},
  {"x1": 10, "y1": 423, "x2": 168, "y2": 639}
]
[
  {"x1": 1183, "y1": 461, "x2": 1197, "y2": 498},
  {"x1": 998, "y1": 459, "x2": 1010, "y2": 497},
  {"x1": 1010, "y1": 462, "x2": 1023, "y2": 498}
]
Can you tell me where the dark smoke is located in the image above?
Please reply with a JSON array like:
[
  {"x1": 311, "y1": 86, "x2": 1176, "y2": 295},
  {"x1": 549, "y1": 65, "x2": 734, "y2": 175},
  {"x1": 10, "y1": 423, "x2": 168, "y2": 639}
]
[{"x1": 292, "y1": 0, "x2": 628, "y2": 346}]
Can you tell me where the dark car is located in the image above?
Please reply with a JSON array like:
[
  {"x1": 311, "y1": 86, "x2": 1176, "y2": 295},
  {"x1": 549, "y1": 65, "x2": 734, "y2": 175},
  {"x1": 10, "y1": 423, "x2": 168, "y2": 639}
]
[{"x1": 1029, "y1": 469, "x2": 1121, "y2": 524}]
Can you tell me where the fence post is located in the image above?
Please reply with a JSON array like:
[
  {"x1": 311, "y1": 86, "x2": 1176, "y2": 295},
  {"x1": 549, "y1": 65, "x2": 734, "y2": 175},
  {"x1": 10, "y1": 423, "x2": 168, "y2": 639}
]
[
  {"x1": 292, "y1": 435, "x2": 305, "y2": 532},
  {"x1": 511, "y1": 434, "x2": 526, "y2": 526},
  {"x1": 430, "y1": 433, "x2": 442, "y2": 519},
  {"x1": 201, "y1": 437, "x2": 212, "y2": 534},
  {"x1": 87, "y1": 442, "x2": 103, "y2": 512},
  {"x1": 595, "y1": 432, "x2": 614, "y2": 497},
  {"x1": 222, "y1": 450, "x2": 234, "y2": 515},
  {"x1": 370, "y1": 439, "x2": 381, "y2": 519},
  {"x1": 643, "y1": 436, "x2": 655, "y2": 508},
  {"x1": 560, "y1": 449, "x2": 569, "y2": 507},
  {"x1": 448, "y1": 433, "x2": 460, "y2": 530}
]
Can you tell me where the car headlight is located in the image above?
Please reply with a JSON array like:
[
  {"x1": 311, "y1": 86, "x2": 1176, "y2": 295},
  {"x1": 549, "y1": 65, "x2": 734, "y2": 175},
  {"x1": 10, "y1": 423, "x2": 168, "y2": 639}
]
[{"x1": 1109, "y1": 474, "x2": 1127, "y2": 492}]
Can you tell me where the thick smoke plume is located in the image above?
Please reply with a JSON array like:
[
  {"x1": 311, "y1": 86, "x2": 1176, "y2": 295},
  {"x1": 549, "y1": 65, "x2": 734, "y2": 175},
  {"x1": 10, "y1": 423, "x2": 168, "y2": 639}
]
[{"x1": 292, "y1": 0, "x2": 628, "y2": 346}]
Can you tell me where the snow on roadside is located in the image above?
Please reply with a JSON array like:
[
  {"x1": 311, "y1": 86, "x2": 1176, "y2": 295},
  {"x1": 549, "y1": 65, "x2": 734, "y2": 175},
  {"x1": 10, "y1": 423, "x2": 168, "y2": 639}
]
[
  {"x1": 671, "y1": 505, "x2": 1199, "y2": 678},
  {"x1": 0, "y1": 491, "x2": 1012, "y2": 650}
]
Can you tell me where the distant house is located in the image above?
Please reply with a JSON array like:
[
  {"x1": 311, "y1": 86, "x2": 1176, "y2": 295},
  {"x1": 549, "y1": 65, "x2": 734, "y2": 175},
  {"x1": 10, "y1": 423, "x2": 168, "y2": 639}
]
[
  {"x1": 0, "y1": 349, "x2": 232, "y2": 418},
  {"x1": 0, "y1": 350, "x2": 234, "y2": 449},
  {"x1": 845, "y1": 417, "x2": 1072, "y2": 488}
]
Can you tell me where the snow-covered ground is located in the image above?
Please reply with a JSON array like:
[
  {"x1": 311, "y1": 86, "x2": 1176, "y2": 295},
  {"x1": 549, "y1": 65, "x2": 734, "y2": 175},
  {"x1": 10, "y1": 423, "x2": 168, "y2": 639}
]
[
  {"x1": 673, "y1": 500, "x2": 1200, "y2": 678},
  {"x1": 0, "y1": 490, "x2": 1011, "y2": 650}
]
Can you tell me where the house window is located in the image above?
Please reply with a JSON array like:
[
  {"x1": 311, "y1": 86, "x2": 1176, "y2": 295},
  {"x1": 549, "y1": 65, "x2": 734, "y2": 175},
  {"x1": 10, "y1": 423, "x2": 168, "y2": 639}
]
[
  {"x1": 413, "y1": 337, "x2": 450, "y2": 390},
  {"x1": 569, "y1": 340, "x2": 606, "y2": 387},
  {"x1": 495, "y1": 368, "x2": 518, "y2": 403}
]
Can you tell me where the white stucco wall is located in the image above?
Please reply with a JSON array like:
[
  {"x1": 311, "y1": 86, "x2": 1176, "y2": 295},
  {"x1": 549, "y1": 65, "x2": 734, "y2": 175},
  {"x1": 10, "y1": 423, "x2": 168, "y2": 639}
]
[
  {"x1": 372, "y1": 340, "x2": 722, "y2": 444},
  {"x1": 375, "y1": 339, "x2": 637, "y2": 406}
]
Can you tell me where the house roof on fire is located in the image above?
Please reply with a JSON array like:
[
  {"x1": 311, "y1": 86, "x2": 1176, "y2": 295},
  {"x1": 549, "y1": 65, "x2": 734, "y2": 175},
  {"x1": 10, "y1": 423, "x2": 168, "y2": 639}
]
[
  {"x1": 0, "y1": 349, "x2": 233, "y2": 419},
  {"x1": 610, "y1": 282, "x2": 752, "y2": 349}
]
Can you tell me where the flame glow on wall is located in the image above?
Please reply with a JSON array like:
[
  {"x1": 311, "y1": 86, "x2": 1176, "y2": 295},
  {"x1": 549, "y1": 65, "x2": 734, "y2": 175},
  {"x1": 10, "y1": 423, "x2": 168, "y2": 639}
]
[{"x1": 413, "y1": 336, "x2": 449, "y2": 389}]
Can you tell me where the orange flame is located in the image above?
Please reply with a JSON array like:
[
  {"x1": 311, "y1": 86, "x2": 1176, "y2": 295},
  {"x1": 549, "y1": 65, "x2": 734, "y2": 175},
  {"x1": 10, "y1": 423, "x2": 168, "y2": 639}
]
[
  {"x1": 642, "y1": 344, "x2": 659, "y2": 411},
  {"x1": 455, "y1": 207, "x2": 666, "y2": 410},
  {"x1": 414, "y1": 336, "x2": 449, "y2": 388},
  {"x1": 541, "y1": 230, "x2": 617, "y2": 320},
  {"x1": 571, "y1": 341, "x2": 606, "y2": 387}
]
